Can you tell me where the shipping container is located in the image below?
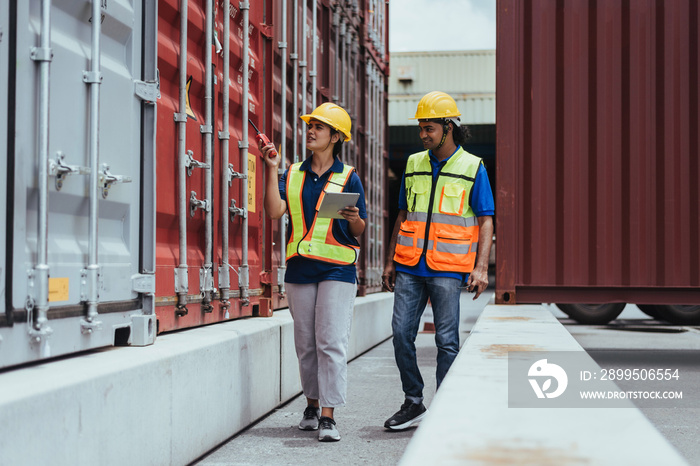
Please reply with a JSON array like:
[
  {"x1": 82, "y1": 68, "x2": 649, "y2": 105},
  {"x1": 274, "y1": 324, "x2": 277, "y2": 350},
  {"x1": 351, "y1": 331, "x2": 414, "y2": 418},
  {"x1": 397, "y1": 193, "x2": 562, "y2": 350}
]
[
  {"x1": 1, "y1": 0, "x2": 158, "y2": 369},
  {"x1": 154, "y1": 0, "x2": 388, "y2": 331},
  {"x1": 1, "y1": 0, "x2": 388, "y2": 368},
  {"x1": 496, "y1": 0, "x2": 700, "y2": 324}
]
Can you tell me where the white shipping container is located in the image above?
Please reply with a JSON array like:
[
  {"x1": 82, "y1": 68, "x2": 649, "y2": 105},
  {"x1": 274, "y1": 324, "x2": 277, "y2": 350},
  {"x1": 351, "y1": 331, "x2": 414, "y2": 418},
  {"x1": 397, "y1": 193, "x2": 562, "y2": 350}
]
[{"x1": 1, "y1": 0, "x2": 157, "y2": 369}]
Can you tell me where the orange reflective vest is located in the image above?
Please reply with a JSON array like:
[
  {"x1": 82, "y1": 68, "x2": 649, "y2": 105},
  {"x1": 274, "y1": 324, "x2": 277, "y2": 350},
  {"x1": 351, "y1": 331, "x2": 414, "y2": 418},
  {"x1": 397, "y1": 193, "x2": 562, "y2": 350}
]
[
  {"x1": 394, "y1": 148, "x2": 482, "y2": 273},
  {"x1": 286, "y1": 163, "x2": 359, "y2": 265}
]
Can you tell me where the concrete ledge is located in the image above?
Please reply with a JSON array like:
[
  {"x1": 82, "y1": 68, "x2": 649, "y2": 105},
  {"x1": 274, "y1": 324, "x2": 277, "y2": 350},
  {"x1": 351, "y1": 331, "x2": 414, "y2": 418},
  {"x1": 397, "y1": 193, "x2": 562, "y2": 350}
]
[
  {"x1": 0, "y1": 293, "x2": 394, "y2": 466},
  {"x1": 400, "y1": 304, "x2": 688, "y2": 466}
]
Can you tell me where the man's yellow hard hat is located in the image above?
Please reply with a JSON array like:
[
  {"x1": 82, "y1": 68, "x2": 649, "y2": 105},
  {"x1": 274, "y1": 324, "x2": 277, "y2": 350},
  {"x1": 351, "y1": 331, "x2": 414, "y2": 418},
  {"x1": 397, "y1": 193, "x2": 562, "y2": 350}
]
[
  {"x1": 301, "y1": 102, "x2": 352, "y2": 141},
  {"x1": 411, "y1": 91, "x2": 461, "y2": 120}
]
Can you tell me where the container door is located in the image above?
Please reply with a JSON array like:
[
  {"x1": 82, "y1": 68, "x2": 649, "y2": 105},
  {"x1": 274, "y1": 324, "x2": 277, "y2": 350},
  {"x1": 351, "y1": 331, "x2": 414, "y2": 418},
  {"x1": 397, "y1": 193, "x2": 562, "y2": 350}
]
[{"x1": 2, "y1": 0, "x2": 154, "y2": 369}]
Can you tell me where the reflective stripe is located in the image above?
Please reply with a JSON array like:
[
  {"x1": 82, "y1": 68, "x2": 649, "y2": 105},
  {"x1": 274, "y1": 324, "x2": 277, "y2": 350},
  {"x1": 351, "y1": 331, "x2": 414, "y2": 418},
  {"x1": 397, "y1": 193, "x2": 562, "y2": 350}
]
[
  {"x1": 406, "y1": 211, "x2": 478, "y2": 227},
  {"x1": 435, "y1": 241, "x2": 472, "y2": 255},
  {"x1": 396, "y1": 235, "x2": 414, "y2": 248},
  {"x1": 470, "y1": 241, "x2": 479, "y2": 253},
  {"x1": 397, "y1": 236, "x2": 427, "y2": 251},
  {"x1": 286, "y1": 163, "x2": 307, "y2": 260}
]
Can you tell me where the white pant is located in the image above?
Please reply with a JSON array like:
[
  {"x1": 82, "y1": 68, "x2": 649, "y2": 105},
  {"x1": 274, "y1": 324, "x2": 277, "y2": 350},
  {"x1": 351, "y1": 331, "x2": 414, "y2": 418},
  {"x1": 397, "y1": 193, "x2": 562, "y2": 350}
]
[{"x1": 286, "y1": 280, "x2": 356, "y2": 408}]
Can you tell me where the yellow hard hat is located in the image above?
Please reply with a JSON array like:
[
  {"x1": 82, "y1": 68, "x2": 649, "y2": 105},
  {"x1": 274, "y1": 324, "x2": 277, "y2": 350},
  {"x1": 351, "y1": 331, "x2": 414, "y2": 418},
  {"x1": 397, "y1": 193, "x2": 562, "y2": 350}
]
[
  {"x1": 300, "y1": 102, "x2": 352, "y2": 141},
  {"x1": 411, "y1": 91, "x2": 461, "y2": 120}
]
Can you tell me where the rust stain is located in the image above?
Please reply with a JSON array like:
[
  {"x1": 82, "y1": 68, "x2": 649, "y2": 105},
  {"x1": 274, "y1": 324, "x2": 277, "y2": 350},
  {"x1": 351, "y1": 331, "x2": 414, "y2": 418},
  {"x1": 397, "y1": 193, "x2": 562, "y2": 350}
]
[
  {"x1": 479, "y1": 344, "x2": 545, "y2": 358},
  {"x1": 458, "y1": 442, "x2": 589, "y2": 465}
]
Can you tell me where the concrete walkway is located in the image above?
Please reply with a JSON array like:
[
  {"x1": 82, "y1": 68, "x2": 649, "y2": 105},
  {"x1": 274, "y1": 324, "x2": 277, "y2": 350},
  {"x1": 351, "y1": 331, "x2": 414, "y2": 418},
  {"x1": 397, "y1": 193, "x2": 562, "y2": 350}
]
[{"x1": 194, "y1": 290, "x2": 493, "y2": 465}]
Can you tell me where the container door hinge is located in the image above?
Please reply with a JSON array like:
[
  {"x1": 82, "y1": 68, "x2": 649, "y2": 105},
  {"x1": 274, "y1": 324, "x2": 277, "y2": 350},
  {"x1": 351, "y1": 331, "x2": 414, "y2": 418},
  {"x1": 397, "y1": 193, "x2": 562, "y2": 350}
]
[
  {"x1": 186, "y1": 150, "x2": 210, "y2": 176},
  {"x1": 259, "y1": 271, "x2": 272, "y2": 286},
  {"x1": 190, "y1": 191, "x2": 210, "y2": 216},
  {"x1": 100, "y1": 163, "x2": 132, "y2": 198},
  {"x1": 260, "y1": 23, "x2": 274, "y2": 39},
  {"x1": 229, "y1": 199, "x2": 247, "y2": 220},
  {"x1": 132, "y1": 274, "x2": 156, "y2": 294},
  {"x1": 134, "y1": 78, "x2": 161, "y2": 102},
  {"x1": 49, "y1": 151, "x2": 90, "y2": 190},
  {"x1": 228, "y1": 163, "x2": 246, "y2": 186}
]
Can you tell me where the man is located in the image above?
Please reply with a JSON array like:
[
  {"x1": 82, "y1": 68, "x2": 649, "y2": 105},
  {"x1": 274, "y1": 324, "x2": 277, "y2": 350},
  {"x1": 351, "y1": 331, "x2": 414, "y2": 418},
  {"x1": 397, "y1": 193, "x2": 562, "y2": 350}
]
[{"x1": 382, "y1": 91, "x2": 494, "y2": 430}]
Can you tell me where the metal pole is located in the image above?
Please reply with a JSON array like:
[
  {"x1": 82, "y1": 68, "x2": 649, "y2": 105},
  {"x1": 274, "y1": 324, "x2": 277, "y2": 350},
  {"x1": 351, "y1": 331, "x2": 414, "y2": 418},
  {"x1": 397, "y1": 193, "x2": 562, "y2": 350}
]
[
  {"x1": 301, "y1": 0, "x2": 307, "y2": 128},
  {"x1": 278, "y1": 0, "x2": 288, "y2": 295},
  {"x1": 333, "y1": 8, "x2": 339, "y2": 103},
  {"x1": 31, "y1": 0, "x2": 53, "y2": 342},
  {"x1": 311, "y1": 0, "x2": 317, "y2": 109},
  {"x1": 84, "y1": 0, "x2": 103, "y2": 330},
  {"x1": 202, "y1": 0, "x2": 214, "y2": 311},
  {"x1": 292, "y1": 0, "x2": 299, "y2": 163},
  {"x1": 239, "y1": 1, "x2": 250, "y2": 305},
  {"x1": 175, "y1": 0, "x2": 189, "y2": 315},
  {"x1": 219, "y1": 0, "x2": 231, "y2": 312}
]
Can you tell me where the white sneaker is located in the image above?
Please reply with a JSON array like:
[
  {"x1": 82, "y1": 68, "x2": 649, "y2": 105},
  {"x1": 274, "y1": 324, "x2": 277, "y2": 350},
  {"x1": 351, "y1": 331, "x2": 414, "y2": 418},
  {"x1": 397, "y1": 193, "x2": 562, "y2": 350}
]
[{"x1": 318, "y1": 416, "x2": 340, "y2": 442}]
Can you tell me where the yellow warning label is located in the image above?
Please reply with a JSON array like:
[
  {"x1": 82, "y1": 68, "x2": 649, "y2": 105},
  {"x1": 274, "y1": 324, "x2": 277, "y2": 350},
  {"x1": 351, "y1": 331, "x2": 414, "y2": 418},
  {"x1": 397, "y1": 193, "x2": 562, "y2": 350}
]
[
  {"x1": 186, "y1": 76, "x2": 196, "y2": 120},
  {"x1": 248, "y1": 153, "x2": 256, "y2": 213},
  {"x1": 48, "y1": 277, "x2": 70, "y2": 302}
]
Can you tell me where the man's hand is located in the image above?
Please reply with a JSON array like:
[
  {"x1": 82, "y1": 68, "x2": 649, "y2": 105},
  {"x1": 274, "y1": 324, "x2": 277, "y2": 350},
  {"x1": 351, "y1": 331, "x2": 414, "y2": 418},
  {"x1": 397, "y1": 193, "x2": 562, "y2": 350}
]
[
  {"x1": 466, "y1": 266, "x2": 488, "y2": 300},
  {"x1": 382, "y1": 262, "x2": 396, "y2": 292}
]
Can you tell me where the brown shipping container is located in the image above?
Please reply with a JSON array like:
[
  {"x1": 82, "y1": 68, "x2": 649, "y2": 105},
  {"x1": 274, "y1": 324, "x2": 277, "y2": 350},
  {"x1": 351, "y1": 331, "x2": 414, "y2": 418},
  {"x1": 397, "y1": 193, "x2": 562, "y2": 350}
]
[{"x1": 496, "y1": 0, "x2": 700, "y2": 305}]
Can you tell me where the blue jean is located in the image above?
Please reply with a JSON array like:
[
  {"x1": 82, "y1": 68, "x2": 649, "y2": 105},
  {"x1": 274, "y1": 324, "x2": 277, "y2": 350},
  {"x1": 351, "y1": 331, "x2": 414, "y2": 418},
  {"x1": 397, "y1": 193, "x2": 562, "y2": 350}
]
[{"x1": 392, "y1": 272, "x2": 462, "y2": 403}]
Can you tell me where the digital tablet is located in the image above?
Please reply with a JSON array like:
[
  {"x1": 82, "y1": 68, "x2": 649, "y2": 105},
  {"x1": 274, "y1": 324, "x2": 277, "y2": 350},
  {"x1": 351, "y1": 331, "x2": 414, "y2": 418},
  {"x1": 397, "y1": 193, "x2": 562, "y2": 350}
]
[{"x1": 317, "y1": 192, "x2": 360, "y2": 219}]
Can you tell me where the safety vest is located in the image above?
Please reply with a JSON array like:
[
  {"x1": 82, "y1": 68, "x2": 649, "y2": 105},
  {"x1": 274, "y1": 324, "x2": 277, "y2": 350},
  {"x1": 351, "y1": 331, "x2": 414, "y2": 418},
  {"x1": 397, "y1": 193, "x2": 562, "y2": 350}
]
[
  {"x1": 286, "y1": 162, "x2": 359, "y2": 265},
  {"x1": 394, "y1": 148, "x2": 482, "y2": 273}
]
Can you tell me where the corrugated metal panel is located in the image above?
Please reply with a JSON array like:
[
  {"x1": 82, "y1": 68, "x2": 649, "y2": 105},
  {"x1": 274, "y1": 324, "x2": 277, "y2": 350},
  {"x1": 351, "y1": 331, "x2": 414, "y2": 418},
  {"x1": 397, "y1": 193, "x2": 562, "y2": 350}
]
[
  {"x1": 389, "y1": 95, "x2": 496, "y2": 126},
  {"x1": 268, "y1": 0, "x2": 388, "y2": 297},
  {"x1": 388, "y1": 50, "x2": 495, "y2": 125},
  {"x1": 389, "y1": 50, "x2": 495, "y2": 94},
  {"x1": 496, "y1": 0, "x2": 700, "y2": 305}
]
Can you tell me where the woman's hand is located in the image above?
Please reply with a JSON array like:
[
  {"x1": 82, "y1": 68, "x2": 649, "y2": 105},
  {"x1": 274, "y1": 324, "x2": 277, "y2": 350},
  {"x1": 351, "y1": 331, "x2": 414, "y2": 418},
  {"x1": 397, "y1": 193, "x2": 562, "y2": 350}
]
[
  {"x1": 338, "y1": 206, "x2": 360, "y2": 223},
  {"x1": 258, "y1": 139, "x2": 280, "y2": 167},
  {"x1": 339, "y1": 206, "x2": 365, "y2": 237}
]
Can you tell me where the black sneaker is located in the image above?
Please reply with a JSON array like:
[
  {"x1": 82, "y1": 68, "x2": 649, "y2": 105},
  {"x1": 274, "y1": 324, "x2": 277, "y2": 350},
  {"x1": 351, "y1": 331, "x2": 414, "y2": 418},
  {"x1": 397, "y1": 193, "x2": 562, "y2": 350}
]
[
  {"x1": 298, "y1": 406, "x2": 320, "y2": 431},
  {"x1": 384, "y1": 400, "x2": 427, "y2": 430}
]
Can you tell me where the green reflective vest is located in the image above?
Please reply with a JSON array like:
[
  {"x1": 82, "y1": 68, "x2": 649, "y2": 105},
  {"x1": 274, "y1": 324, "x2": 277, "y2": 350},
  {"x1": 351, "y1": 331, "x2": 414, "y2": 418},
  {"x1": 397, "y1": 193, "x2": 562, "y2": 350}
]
[{"x1": 286, "y1": 163, "x2": 359, "y2": 265}]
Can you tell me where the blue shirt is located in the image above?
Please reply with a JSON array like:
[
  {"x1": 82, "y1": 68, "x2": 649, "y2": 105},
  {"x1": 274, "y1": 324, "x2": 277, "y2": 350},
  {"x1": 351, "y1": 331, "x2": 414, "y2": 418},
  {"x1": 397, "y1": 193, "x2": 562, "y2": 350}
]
[
  {"x1": 396, "y1": 147, "x2": 495, "y2": 281},
  {"x1": 280, "y1": 156, "x2": 368, "y2": 284}
]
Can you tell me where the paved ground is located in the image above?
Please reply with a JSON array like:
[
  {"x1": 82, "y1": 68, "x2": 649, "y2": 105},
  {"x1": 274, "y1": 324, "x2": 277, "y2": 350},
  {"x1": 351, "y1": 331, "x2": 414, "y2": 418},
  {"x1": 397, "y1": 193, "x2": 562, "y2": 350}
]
[
  {"x1": 550, "y1": 304, "x2": 700, "y2": 465},
  {"x1": 194, "y1": 297, "x2": 700, "y2": 466},
  {"x1": 194, "y1": 289, "x2": 493, "y2": 466}
]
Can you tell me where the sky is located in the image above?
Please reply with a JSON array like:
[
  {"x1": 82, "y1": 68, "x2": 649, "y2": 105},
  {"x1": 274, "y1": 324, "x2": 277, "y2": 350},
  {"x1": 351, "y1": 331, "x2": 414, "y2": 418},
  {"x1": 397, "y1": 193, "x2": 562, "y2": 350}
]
[{"x1": 389, "y1": 0, "x2": 496, "y2": 53}]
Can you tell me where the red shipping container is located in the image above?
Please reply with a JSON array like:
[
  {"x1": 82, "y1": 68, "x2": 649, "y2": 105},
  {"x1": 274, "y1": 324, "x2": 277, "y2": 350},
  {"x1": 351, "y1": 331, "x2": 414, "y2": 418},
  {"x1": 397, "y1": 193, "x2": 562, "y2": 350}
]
[{"x1": 496, "y1": 0, "x2": 700, "y2": 306}]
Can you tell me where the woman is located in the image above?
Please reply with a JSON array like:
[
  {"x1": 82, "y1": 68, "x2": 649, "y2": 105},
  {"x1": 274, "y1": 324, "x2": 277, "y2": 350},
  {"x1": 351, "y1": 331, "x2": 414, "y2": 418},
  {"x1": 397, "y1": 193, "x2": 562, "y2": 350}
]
[{"x1": 261, "y1": 102, "x2": 367, "y2": 442}]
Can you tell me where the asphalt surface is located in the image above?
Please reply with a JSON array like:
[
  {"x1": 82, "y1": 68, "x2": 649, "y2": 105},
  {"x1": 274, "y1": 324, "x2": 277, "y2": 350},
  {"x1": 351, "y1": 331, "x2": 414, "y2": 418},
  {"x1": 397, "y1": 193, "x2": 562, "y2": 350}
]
[
  {"x1": 551, "y1": 304, "x2": 700, "y2": 465},
  {"x1": 193, "y1": 289, "x2": 492, "y2": 466},
  {"x1": 194, "y1": 298, "x2": 700, "y2": 466}
]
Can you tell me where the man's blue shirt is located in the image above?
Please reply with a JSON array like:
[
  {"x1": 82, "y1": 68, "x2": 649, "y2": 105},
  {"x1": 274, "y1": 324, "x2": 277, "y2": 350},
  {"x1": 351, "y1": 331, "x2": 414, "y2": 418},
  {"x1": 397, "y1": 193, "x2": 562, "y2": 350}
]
[
  {"x1": 280, "y1": 156, "x2": 367, "y2": 284},
  {"x1": 396, "y1": 147, "x2": 495, "y2": 281}
]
